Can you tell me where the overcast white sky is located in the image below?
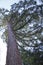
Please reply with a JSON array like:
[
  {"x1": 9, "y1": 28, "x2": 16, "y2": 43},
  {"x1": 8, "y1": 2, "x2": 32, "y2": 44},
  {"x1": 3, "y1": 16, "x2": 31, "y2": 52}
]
[
  {"x1": 0, "y1": 30, "x2": 7, "y2": 65},
  {"x1": 0, "y1": 0, "x2": 20, "y2": 10},
  {"x1": 0, "y1": 37, "x2": 7, "y2": 65}
]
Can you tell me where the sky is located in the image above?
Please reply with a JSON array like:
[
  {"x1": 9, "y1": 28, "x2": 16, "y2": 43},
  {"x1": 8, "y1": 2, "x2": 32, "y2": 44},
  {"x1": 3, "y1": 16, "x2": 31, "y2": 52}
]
[
  {"x1": 0, "y1": 37, "x2": 7, "y2": 65},
  {"x1": 0, "y1": 30, "x2": 7, "y2": 65},
  {"x1": 0, "y1": 0, "x2": 20, "y2": 10}
]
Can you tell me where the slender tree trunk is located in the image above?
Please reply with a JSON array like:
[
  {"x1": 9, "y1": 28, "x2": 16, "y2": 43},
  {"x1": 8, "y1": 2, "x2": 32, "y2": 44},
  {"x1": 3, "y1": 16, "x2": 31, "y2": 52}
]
[{"x1": 6, "y1": 22, "x2": 22, "y2": 65}]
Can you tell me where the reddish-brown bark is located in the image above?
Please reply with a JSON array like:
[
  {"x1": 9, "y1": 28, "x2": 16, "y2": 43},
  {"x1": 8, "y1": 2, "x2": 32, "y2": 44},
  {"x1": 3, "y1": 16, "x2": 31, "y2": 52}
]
[{"x1": 6, "y1": 23, "x2": 22, "y2": 65}]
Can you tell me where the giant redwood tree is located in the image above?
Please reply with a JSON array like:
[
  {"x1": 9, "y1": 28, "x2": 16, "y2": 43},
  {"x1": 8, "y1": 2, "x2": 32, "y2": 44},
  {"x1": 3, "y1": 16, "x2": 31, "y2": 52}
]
[
  {"x1": 6, "y1": 22, "x2": 22, "y2": 65},
  {"x1": 6, "y1": 0, "x2": 43, "y2": 65},
  {"x1": 0, "y1": 0, "x2": 43, "y2": 65}
]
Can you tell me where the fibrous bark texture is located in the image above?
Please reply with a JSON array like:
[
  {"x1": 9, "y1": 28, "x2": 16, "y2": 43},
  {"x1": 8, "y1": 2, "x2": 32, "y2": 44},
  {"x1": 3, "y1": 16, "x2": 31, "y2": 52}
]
[{"x1": 6, "y1": 23, "x2": 22, "y2": 65}]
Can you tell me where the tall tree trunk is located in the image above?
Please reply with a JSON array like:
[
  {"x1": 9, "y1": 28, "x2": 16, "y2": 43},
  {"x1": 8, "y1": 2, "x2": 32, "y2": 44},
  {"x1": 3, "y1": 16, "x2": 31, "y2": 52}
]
[{"x1": 6, "y1": 22, "x2": 22, "y2": 65}]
